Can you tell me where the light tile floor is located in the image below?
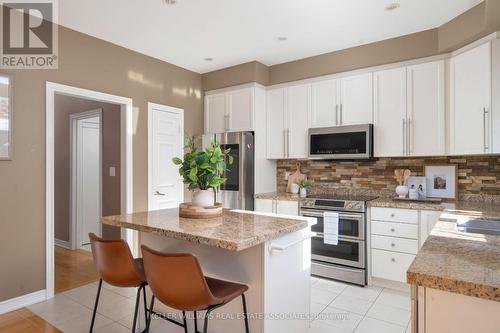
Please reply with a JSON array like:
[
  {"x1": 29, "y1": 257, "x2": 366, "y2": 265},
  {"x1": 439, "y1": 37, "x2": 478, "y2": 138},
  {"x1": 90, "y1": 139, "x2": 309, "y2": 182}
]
[{"x1": 24, "y1": 277, "x2": 412, "y2": 333}]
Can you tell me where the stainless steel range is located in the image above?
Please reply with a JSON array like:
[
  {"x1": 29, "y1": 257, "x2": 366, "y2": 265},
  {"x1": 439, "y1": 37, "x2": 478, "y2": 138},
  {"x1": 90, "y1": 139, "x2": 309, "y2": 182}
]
[{"x1": 299, "y1": 194, "x2": 377, "y2": 286}]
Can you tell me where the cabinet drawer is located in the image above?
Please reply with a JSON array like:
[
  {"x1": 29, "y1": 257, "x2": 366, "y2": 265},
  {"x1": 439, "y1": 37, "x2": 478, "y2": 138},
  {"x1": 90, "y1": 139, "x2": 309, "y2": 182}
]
[
  {"x1": 371, "y1": 235, "x2": 418, "y2": 254},
  {"x1": 371, "y1": 207, "x2": 418, "y2": 224},
  {"x1": 372, "y1": 249, "x2": 415, "y2": 283},
  {"x1": 371, "y1": 221, "x2": 418, "y2": 239}
]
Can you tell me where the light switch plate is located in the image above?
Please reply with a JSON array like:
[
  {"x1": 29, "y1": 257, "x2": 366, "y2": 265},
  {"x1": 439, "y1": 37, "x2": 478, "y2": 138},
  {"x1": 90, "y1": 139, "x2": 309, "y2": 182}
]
[{"x1": 109, "y1": 167, "x2": 116, "y2": 177}]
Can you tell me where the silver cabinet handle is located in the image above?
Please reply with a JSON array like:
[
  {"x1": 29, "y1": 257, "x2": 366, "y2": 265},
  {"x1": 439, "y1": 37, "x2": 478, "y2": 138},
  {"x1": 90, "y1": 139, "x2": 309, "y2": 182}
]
[
  {"x1": 407, "y1": 118, "x2": 411, "y2": 155},
  {"x1": 340, "y1": 104, "x2": 343, "y2": 125},
  {"x1": 484, "y1": 107, "x2": 489, "y2": 152},
  {"x1": 402, "y1": 118, "x2": 406, "y2": 156},
  {"x1": 283, "y1": 129, "x2": 286, "y2": 158},
  {"x1": 287, "y1": 128, "x2": 291, "y2": 158},
  {"x1": 224, "y1": 114, "x2": 230, "y2": 131},
  {"x1": 335, "y1": 104, "x2": 339, "y2": 126}
]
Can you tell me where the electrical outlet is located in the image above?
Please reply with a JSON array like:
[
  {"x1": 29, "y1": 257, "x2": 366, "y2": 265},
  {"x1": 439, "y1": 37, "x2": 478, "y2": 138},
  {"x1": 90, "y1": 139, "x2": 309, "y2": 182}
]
[{"x1": 109, "y1": 167, "x2": 116, "y2": 177}]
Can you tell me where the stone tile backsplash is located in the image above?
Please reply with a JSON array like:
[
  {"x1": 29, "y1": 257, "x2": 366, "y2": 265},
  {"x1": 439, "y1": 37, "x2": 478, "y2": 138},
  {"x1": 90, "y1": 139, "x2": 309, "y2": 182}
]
[{"x1": 277, "y1": 156, "x2": 500, "y2": 201}]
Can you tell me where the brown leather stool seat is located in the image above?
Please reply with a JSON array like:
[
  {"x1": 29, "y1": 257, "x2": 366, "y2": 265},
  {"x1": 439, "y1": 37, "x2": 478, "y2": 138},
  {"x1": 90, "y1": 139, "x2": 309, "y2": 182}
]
[
  {"x1": 141, "y1": 245, "x2": 250, "y2": 333},
  {"x1": 89, "y1": 233, "x2": 148, "y2": 333}
]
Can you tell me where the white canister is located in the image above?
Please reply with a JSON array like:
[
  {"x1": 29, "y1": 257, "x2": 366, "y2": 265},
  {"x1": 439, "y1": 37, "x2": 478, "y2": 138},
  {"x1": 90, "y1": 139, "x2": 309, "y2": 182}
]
[
  {"x1": 290, "y1": 183, "x2": 299, "y2": 194},
  {"x1": 395, "y1": 185, "x2": 409, "y2": 198},
  {"x1": 409, "y1": 188, "x2": 419, "y2": 200},
  {"x1": 300, "y1": 187, "x2": 307, "y2": 198}
]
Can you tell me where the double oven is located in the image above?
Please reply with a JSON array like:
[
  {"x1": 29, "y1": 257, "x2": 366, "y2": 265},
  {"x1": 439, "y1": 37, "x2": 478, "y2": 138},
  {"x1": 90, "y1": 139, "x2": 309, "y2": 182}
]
[{"x1": 300, "y1": 196, "x2": 373, "y2": 286}]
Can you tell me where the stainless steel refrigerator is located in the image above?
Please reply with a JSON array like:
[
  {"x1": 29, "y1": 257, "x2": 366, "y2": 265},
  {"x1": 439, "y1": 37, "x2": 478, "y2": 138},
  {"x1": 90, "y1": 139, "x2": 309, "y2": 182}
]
[{"x1": 201, "y1": 132, "x2": 254, "y2": 210}]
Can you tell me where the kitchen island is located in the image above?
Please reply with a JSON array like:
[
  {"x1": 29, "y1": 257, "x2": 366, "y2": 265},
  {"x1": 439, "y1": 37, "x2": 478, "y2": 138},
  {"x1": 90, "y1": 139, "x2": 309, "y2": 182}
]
[{"x1": 102, "y1": 208, "x2": 316, "y2": 333}]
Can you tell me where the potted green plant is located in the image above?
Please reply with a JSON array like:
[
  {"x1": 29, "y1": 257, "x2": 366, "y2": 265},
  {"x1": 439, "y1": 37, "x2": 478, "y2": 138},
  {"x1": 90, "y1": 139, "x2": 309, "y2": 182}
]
[
  {"x1": 172, "y1": 135, "x2": 233, "y2": 207},
  {"x1": 297, "y1": 179, "x2": 312, "y2": 198}
]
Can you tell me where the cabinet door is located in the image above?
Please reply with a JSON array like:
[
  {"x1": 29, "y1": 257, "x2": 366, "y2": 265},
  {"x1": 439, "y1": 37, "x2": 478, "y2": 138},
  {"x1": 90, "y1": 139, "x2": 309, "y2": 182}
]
[
  {"x1": 276, "y1": 200, "x2": 298, "y2": 216},
  {"x1": 228, "y1": 88, "x2": 253, "y2": 132},
  {"x1": 311, "y1": 79, "x2": 338, "y2": 127},
  {"x1": 255, "y1": 199, "x2": 274, "y2": 213},
  {"x1": 373, "y1": 67, "x2": 407, "y2": 157},
  {"x1": 340, "y1": 73, "x2": 373, "y2": 125},
  {"x1": 407, "y1": 61, "x2": 445, "y2": 156},
  {"x1": 205, "y1": 93, "x2": 227, "y2": 133},
  {"x1": 419, "y1": 210, "x2": 441, "y2": 247},
  {"x1": 287, "y1": 84, "x2": 310, "y2": 159},
  {"x1": 267, "y1": 88, "x2": 287, "y2": 159},
  {"x1": 450, "y1": 42, "x2": 491, "y2": 154}
]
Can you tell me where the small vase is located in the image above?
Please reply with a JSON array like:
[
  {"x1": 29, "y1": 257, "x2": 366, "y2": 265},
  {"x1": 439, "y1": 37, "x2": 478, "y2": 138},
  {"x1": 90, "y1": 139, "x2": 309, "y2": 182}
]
[
  {"x1": 299, "y1": 187, "x2": 307, "y2": 198},
  {"x1": 192, "y1": 189, "x2": 214, "y2": 207},
  {"x1": 290, "y1": 183, "x2": 299, "y2": 194},
  {"x1": 395, "y1": 185, "x2": 409, "y2": 198}
]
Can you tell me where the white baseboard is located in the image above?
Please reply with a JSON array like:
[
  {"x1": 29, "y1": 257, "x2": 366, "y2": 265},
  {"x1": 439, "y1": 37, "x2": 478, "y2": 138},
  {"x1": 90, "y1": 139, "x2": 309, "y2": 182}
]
[
  {"x1": 54, "y1": 238, "x2": 71, "y2": 249},
  {"x1": 0, "y1": 289, "x2": 47, "y2": 314}
]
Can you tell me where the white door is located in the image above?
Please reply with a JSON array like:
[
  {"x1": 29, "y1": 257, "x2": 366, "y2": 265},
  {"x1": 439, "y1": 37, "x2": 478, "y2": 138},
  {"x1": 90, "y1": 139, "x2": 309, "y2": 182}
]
[
  {"x1": 340, "y1": 73, "x2": 373, "y2": 125},
  {"x1": 228, "y1": 88, "x2": 253, "y2": 131},
  {"x1": 76, "y1": 116, "x2": 101, "y2": 248},
  {"x1": 374, "y1": 67, "x2": 407, "y2": 157},
  {"x1": 311, "y1": 79, "x2": 339, "y2": 127},
  {"x1": 287, "y1": 84, "x2": 310, "y2": 159},
  {"x1": 450, "y1": 42, "x2": 491, "y2": 155},
  {"x1": 149, "y1": 104, "x2": 184, "y2": 211},
  {"x1": 205, "y1": 93, "x2": 226, "y2": 133},
  {"x1": 407, "y1": 61, "x2": 445, "y2": 156},
  {"x1": 267, "y1": 88, "x2": 287, "y2": 159}
]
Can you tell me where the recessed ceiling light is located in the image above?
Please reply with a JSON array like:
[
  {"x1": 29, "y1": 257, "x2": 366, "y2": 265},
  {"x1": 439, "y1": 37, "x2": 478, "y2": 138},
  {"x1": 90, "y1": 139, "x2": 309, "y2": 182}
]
[
  {"x1": 163, "y1": 0, "x2": 177, "y2": 5},
  {"x1": 204, "y1": 57, "x2": 213, "y2": 61},
  {"x1": 277, "y1": 36, "x2": 288, "y2": 41},
  {"x1": 385, "y1": 2, "x2": 400, "y2": 11}
]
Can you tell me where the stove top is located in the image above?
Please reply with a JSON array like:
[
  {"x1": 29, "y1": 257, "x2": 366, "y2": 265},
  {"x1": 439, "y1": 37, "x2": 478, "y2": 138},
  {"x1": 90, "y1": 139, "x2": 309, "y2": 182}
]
[{"x1": 300, "y1": 194, "x2": 378, "y2": 212}]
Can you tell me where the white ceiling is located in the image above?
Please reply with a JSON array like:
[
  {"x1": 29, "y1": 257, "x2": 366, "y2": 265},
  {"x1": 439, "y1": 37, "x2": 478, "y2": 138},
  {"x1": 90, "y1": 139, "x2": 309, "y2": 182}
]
[{"x1": 58, "y1": 0, "x2": 483, "y2": 73}]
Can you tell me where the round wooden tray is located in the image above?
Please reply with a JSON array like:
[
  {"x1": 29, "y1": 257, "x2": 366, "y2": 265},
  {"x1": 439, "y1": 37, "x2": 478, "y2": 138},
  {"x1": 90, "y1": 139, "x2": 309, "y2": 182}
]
[{"x1": 179, "y1": 202, "x2": 223, "y2": 219}]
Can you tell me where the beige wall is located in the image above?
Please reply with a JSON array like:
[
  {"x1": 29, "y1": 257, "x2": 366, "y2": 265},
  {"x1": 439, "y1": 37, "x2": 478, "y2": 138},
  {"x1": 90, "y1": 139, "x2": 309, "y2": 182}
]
[
  {"x1": 0, "y1": 25, "x2": 203, "y2": 301},
  {"x1": 202, "y1": 1, "x2": 500, "y2": 90},
  {"x1": 54, "y1": 95, "x2": 121, "y2": 243}
]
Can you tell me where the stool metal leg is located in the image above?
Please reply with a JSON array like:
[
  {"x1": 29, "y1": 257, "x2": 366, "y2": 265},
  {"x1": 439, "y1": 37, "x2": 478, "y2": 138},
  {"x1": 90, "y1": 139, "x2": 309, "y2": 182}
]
[
  {"x1": 194, "y1": 311, "x2": 198, "y2": 333},
  {"x1": 242, "y1": 294, "x2": 250, "y2": 333},
  {"x1": 142, "y1": 284, "x2": 148, "y2": 329},
  {"x1": 145, "y1": 296, "x2": 155, "y2": 333},
  {"x1": 132, "y1": 285, "x2": 143, "y2": 333},
  {"x1": 182, "y1": 311, "x2": 188, "y2": 333},
  {"x1": 89, "y1": 279, "x2": 102, "y2": 333}
]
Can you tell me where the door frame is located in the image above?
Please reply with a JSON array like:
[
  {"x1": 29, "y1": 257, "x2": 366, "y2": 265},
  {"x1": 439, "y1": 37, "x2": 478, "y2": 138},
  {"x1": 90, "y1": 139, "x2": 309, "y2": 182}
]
[
  {"x1": 46, "y1": 82, "x2": 134, "y2": 299},
  {"x1": 69, "y1": 109, "x2": 103, "y2": 250},
  {"x1": 147, "y1": 102, "x2": 184, "y2": 211}
]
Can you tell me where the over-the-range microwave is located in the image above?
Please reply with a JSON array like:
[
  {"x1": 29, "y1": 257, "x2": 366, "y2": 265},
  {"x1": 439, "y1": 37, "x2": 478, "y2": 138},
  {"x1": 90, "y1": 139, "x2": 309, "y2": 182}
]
[{"x1": 308, "y1": 124, "x2": 373, "y2": 160}]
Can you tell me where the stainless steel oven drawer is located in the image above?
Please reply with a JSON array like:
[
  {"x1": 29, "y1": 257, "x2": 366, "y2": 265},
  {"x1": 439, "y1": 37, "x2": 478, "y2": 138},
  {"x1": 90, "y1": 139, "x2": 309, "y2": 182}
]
[{"x1": 312, "y1": 261, "x2": 366, "y2": 286}]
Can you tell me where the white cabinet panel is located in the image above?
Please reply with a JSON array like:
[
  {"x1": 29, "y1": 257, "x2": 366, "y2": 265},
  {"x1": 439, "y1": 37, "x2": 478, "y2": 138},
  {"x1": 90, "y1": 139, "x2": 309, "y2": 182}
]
[
  {"x1": 311, "y1": 80, "x2": 338, "y2": 127},
  {"x1": 419, "y1": 210, "x2": 441, "y2": 247},
  {"x1": 205, "y1": 93, "x2": 227, "y2": 133},
  {"x1": 287, "y1": 84, "x2": 310, "y2": 159},
  {"x1": 371, "y1": 235, "x2": 418, "y2": 255},
  {"x1": 407, "y1": 61, "x2": 445, "y2": 156},
  {"x1": 255, "y1": 199, "x2": 274, "y2": 213},
  {"x1": 450, "y1": 42, "x2": 492, "y2": 155},
  {"x1": 228, "y1": 89, "x2": 253, "y2": 132},
  {"x1": 340, "y1": 73, "x2": 373, "y2": 125},
  {"x1": 374, "y1": 67, "x2": 407, "y2": 157},
  {"x1": 371, "y1": 220, "x2": 418, "y2": 239},
  {"x1": 372, "y1": 249, "x2": 415, "y2": 283},
  {"x1": 266, "y1": 88, "x2": 287, "y2": 159},
  {"x1": 370, "y1": 207, "x2": 418, "y2": 224},
  {"x1": 276, "y1": 200, "x2": 299, "y2": 216}
]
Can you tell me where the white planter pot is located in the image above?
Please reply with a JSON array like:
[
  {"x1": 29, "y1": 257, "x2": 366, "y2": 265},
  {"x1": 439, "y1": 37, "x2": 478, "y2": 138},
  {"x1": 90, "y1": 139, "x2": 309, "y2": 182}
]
[
  {"x1": 192, "y1": 189, "x2": 214, "y2": 207},
  {"x1": 299, "y1": 188, "x2": 307, "y2": 198},
  {"x1": 395, "y1": 185, "x2": 409, "y2": 198},
  {"x1": 290, "y1": 183, "x2": 299, "y2": 194}
]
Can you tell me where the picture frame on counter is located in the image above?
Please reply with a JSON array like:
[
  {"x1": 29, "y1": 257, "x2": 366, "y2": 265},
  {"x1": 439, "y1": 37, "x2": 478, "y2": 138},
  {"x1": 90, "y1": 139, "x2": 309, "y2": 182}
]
[
  {"x1": 424, "y1": 165, "x2": 458, "y2": 200},
  {"x1": 407, "y1": 176, "x2": 427, "y2": 199},
  {"x1": 0, "y1": 74, "x2": 12, "y2": 160}
]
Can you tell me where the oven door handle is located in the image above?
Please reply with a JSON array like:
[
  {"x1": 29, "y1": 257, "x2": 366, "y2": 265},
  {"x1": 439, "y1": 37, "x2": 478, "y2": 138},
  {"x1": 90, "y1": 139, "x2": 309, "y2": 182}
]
[
  {"x1": 269, "y1": 232, "x2": 316, "y2": 252},
  {"x1": 301, "y1": 211, "x2": 364, "y2": 221}
]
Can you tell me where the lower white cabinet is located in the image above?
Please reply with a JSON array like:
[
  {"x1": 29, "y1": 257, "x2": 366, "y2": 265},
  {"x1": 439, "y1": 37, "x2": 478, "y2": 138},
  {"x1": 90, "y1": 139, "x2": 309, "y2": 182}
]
[
  {"x1": 255, "y1": 198, "x2": 299, "y2": 216},
  {"x1": 371, "y1": 249, "x2": 415, "y2": 283},
  {"x1": 419, "y1": 210, "x2": 441, "y2": 246}
]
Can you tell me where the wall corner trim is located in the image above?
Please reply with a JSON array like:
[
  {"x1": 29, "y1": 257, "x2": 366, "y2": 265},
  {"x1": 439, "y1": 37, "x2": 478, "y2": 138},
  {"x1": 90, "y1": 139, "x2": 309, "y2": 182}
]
[{"x1": 0, "y1": 289, "x2": 47, "y2": 314}]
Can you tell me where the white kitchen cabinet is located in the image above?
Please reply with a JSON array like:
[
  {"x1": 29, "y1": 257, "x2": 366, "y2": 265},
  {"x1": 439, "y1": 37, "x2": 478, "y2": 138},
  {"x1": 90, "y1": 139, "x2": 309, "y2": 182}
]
[
  {"x1": 340, "y1": 73, "x2": 373, "y2": 125},
  {"x1": 287, "y1": 84, "x2": 310, "y2": 159},
  {"x1": 205, "y1": 87, "x2": 254, "y2": 133},
  {"x1": 254, "y1": 198, "x2": 298, "y2": 216},
  {"x1": 205, "y1": 93, "x2": 227, "y2": 133},
  {"x1": 310, "y1": 79, "x2": 339, "y2": 127},
  {"x1": 310, "y1": 74, "x2": 373, "y2": 128},
  {"x1": 266, "y1": 88, "x2": 287, "y2": 159},
  {"x1": 374, "y1": 67, "x2": 407, "y2": 157},
  {"x1": 450, "y1": 42, "x2": 492, "y2": 155},
  {"x1": 267, "y1": 85, "x2": 309, "y2": 159},
  {"x1": 419, "y1": 210, "x2": 441, "y2": 247},
  {"x1": 407, "y1": 61, "x2": 445, "y2": 156}
]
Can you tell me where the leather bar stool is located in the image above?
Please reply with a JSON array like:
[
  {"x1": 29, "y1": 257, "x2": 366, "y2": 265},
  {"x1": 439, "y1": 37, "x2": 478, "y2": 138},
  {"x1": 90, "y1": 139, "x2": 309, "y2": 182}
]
[
  {"x1": 88, "y1": 233, "x2": 148, "y2": 333},
  {"x1": 141, "y1": 245, "x2": 250, "y2": 333}
]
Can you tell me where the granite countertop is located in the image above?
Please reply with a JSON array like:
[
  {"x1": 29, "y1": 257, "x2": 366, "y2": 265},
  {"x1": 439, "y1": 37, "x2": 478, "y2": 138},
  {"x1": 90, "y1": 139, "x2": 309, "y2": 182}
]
[
  {"x1": 102, "y1": 208, "x2": 315, "y2": 251},
  {"x1": 407, "y1": 209, "x2": 500, "y2": 302},
  {"x1": 254, "y1": 192, "x2": 300, "y2": 201}
]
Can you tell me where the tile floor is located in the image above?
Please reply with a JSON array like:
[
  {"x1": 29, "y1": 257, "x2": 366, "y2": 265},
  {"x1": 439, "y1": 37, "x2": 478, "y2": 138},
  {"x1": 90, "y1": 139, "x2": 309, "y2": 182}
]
[{"x1": 22, "y1": 277, "x2": 411, "y2": 333}]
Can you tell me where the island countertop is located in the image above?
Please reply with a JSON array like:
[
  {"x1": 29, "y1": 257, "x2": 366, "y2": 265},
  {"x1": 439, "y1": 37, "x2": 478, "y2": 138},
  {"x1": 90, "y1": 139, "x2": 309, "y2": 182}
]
[{"x1": 102, "y1": 208, "x2": 316, "y2": 251}]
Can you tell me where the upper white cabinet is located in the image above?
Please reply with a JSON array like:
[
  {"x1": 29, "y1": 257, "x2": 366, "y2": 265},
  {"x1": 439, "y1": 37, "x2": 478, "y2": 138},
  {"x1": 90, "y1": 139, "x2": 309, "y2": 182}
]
[
  {"x1": 374, "y1": 67, "x2": 407, "y2": 157},
  {"x1": 267, "y1": 85, "x2": 310, "y2": 159},
  {"x1": 310, "y1": 73, "x2": 373, "y2": 128},
  {"x1": 406, "y1": 61, "x2": 445, "y2": 156},
  {"x1": 450, "y1": 42, "x2": 492, "y2": 155},
  {"x1": 205, "y1": 87, "x2": 254, "y2": 133}
]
